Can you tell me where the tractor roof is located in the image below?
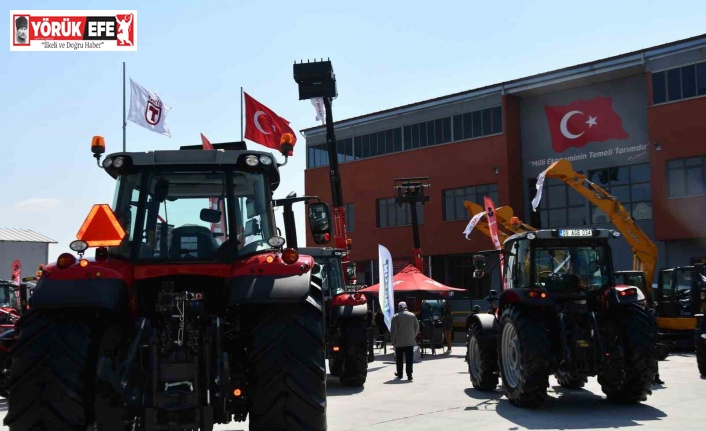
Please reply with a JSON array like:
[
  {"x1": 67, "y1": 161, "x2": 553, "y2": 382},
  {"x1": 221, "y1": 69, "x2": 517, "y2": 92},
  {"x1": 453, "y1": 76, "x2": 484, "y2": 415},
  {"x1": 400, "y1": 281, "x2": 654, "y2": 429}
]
[
  {"x1": 102, "y1": 149, "x2": 282, "y2": 190},
  {"x1": 505, "y1": 228, "x2": 619, "y2": 247}
]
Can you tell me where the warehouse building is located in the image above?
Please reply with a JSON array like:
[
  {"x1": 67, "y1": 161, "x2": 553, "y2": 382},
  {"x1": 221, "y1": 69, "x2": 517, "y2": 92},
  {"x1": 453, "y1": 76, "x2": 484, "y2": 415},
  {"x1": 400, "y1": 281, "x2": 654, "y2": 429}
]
[
  {"x1": 0, "y1": 228, "x2": 56, "y2": 281},
  {"x1": 302, "y1": 34, "x2": 706, "y2": 290}
]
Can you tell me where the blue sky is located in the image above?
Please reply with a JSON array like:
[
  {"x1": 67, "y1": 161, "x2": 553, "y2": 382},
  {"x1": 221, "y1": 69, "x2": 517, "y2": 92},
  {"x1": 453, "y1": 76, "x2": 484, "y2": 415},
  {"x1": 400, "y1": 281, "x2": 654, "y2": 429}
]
[{"x1": 2, "y1": 0, "x2": 706, "y2": 265}]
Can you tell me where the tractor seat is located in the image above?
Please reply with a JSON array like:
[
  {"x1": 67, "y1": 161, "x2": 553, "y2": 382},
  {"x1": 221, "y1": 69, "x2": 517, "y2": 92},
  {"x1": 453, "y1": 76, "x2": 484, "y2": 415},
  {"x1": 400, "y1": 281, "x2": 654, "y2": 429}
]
[{"x1": 170, "y1": 225, "x2": 219, "y2": 260}]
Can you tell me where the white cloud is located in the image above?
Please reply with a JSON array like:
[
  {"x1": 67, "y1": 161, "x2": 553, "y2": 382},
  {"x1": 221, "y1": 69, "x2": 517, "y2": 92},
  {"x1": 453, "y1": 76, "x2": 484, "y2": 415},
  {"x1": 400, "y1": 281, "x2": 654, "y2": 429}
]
[{"x1": 13, "y1": 198, "x2": 61, "y2": 212}]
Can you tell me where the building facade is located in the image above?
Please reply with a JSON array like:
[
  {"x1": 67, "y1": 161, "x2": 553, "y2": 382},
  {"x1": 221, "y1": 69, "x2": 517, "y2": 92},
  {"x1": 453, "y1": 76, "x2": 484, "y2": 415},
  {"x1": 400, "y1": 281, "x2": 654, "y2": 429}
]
[
  {"x1": 302, "y1": 34, "x2": 706, "y2": 292},
  {"x1": 0, "y1": 228, "x2": 56, "y2": 281}
]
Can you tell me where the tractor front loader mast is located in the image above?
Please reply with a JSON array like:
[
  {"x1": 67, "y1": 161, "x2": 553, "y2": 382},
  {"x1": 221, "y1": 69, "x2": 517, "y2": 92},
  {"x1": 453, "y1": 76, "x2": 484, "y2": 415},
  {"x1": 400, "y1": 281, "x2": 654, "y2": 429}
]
[{"x1": 294, "y1": 59, "x2": 354, "y2": 283}]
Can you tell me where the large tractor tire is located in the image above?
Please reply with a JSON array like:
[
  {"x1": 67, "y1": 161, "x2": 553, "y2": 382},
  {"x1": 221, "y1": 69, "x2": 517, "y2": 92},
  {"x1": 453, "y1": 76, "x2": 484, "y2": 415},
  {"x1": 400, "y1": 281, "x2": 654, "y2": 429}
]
[
  {"x1": 555, "y1": 371, "x2": 587, "y2": 389},
  {"x1": 467, "y1": 323, "x2": 498, "y2": 391},
  {"x1": 696, "y1": 321, "x2": 706, "y2": 376},
  {"x1": 4, "y1": 310, "x2": 127, "y2": 431},
  {"x1": 599, "y1": 306, "x2": 657, "y2": 404},
  {"x1": 248, "y1": 279, "x2": 327, "y2": 431},
  {"x1": 498, "y1": 306, "x2": 550, "y2": 408},
  {"x1": 338, "y1": 318, "x2": 368, "y2": 387}
]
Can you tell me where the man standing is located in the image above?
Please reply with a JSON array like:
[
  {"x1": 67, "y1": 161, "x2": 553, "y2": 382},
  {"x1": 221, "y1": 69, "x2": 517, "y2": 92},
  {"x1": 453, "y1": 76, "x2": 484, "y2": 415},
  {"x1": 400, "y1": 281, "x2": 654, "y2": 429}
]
[
  {"x1": 15, "y1": 16, "x2": 29, "y2": 44},
  {"x1": 390, "y1": 301, "x2": 420, "y2": 381}
]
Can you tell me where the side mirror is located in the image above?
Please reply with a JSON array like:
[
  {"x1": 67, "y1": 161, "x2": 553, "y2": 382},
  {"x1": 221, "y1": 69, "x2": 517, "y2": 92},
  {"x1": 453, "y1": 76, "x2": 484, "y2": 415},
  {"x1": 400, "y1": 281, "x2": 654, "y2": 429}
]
[{"x1": 308, "y1": 202, "x2": 332, "y2": 244}]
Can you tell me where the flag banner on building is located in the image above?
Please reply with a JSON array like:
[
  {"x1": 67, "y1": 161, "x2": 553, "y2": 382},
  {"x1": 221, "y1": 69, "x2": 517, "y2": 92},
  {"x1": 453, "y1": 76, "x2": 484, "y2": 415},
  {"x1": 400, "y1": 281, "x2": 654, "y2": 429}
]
[
  {"x1": 544, "y1": 96, "x2": 628, "y2": 153},
  {"x1": 378, "y1": 244, "x2": 395, "y2": 332},
  {"x1": 484, "y1": 196, "x2": 504, "y2": 279},
  {"x1": 463, "y1": 211, "x2": 486, "y2": 239},
  {"x1": 128, "y1": 79, "x2": 172, "y2": 137},
  {"x1": 201, "y1": 133, "x2": 227, "y2": 240},
  {"x1": 243, "y1": 92, "x2": 297, "y2": 156},
  {"x1": 11, "y1": 260, "x2": 21, "y2": 286},
  {"x1": 311, "y1": 97, "x2": 325, "y2": 124},
  {"x1": 531, "y1": 168, "x2": 549, "y2": 212}
]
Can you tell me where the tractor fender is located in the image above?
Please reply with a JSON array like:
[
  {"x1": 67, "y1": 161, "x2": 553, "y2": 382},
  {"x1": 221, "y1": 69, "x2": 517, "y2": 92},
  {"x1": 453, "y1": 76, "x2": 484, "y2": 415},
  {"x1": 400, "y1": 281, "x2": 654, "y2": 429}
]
[
  {"x1": 29, "y1": 278, "x2": 127, "y2": 312},
  {"x1": 229, "y1": 271, "x2": 313, "y2": 304},
  {"x1": 468, "y1": 313, "x2": 498, "y2": 340},
  {"x1": 331, "y1": 304, "x2": 368, "y2": 319}
]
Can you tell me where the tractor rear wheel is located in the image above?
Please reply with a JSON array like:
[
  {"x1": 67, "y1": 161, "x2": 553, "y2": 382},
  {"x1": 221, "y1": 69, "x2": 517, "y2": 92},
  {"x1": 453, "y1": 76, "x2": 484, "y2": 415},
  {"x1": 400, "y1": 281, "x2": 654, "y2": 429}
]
[
  {"x1": 467, "y1": 323, "x2": 498, "y2": 391},
  {"x1": 599, "y1": 306, "x2": 657, "y2": 404},
  {"x1": 4, "y1": 310, "x2": 120, "y2": 431},
  {"x1": 247, "y1": 279, "x2": 327, "y2": 431},
  {"x1": 499, "y1": 306, "x2": 550, "y2": 408},
  {"x1": 555, "y1": 371, "x2": 587, "y2": 389},
  {"x1": 339, "y1": 318, "x2": 368, "y2": 387}
]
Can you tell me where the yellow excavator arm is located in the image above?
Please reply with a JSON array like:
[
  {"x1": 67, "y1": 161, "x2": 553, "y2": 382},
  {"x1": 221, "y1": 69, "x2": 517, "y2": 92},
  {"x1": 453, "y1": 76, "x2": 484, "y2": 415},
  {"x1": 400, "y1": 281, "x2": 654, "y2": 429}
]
[
  {"x1": 536, "y1": 159, "x2": 658, "y2": 288},
  {"x1": 463, "y1": 201, "x2": 536, "y2": 240}
]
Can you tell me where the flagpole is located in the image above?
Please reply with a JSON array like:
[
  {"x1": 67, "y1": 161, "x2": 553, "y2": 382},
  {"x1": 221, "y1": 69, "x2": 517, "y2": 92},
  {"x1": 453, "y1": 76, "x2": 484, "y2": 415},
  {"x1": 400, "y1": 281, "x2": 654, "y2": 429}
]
[
  {"x1": 122, "y1": 61, "x2": 126, "y2": 152},
  {"x1": 240, "y1": 87, "x2": 244, "y2": 141}
]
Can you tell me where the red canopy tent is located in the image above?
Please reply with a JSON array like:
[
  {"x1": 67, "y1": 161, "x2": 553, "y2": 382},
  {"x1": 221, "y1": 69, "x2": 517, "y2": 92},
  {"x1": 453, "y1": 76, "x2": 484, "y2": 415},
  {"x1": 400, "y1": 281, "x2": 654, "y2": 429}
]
[{"x1": 358, "y1": 265, "x2": 466, "y2": 296}]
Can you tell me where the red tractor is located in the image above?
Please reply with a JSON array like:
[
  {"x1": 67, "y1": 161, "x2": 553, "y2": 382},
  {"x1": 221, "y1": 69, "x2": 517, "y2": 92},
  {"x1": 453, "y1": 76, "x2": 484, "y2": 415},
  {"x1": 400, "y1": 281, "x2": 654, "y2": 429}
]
[{"x1": 5, "y1": 135, "x2": 332, "y2": 431}]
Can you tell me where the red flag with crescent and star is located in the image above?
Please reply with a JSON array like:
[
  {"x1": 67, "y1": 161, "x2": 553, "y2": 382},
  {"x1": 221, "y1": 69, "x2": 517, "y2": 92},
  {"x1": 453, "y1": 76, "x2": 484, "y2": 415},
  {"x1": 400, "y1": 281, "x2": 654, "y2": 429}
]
[
  {"x1": 243, "y1": 92, "x2": 297, "y2": 155},
  {"x1": 544, "y1": 96, "x2": 628, "y2": 153}
]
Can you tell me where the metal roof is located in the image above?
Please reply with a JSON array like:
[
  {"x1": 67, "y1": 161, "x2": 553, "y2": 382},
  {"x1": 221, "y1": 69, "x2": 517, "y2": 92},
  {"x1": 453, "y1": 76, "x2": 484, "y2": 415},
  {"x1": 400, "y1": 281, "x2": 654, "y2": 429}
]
[
  {"x1": 0, "y1": 228, "x2": 57, "y2": 243},
  {"x1": 301, "y1": 33, "x2": 706, "y2": 137}
]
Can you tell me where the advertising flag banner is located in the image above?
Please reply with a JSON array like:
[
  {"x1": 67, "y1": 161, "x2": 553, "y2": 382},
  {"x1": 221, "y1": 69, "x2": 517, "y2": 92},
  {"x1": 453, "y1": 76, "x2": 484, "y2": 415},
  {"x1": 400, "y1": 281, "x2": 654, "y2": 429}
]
[
  {"x1": 484, "y1": 196, "x2": 504, "y2": 279},
  {"x1": 378, "y1": 244, "x2": 395, "y2": 331},
  {"x1": 463, "y1": 211, "x2": 487, "y2": 239}
]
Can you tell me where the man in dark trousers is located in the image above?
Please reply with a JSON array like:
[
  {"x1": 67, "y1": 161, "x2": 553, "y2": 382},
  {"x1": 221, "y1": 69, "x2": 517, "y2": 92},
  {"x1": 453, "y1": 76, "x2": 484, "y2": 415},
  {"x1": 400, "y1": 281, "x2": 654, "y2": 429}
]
[{"x1": 390, "y1": 301, "x2": 420, "y2": 381}]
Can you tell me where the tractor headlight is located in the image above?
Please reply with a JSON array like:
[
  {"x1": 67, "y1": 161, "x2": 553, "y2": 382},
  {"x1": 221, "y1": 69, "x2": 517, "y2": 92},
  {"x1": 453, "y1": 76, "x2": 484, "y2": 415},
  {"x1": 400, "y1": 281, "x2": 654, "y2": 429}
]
[
  {"x1": 245, "y1": 156, "x2": 259, "y2": 166},
  {"x1": 267, "y1": 236, "x2": 285, "y2": 247},
  {"x1": 259, "y1": 155, "x2": 273, "y2": 165},
  {"x1": 102, "y1": 157, "x2": 113, "y2": 168},
  {"x1": 112, "y1": 157, "x2": 125, "y2": 168},
  {"x1": 526, "y1": 233, "x2": 536, "y2": 240}
]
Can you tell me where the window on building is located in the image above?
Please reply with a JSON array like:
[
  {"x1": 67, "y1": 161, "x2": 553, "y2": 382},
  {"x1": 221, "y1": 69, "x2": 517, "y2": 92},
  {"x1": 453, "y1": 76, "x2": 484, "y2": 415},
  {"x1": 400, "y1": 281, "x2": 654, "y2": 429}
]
[
  {"x1": 343, "y1": 203, "x2": 355, "y2": 232},
  {"x1": 588, "y1": 163, "x2": 652, "y2": 221},
  {"x1": 652, "y1": 61, "x2": 706, "y2": 105},
  {"x1": 443, "y1": 184, "x2": 499, "y2": 221},
  {"x1": 534, "y1": 179, "x2": 587, "y2": 228},
  {"x1": 452, "y1": 106, "x2": 502, "y2": 141},
  {"x1": 377, "y1": 198, "x2": 424, "y2": 228},
  {"x1": 668, "y1": 156, "x2": 706, "y2": 198}
]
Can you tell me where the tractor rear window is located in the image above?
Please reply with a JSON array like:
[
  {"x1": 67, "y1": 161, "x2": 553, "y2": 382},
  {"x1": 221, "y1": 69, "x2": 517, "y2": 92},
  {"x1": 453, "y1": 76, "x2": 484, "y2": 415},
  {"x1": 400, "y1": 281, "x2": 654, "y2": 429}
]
[{"x1": 109, "y1": 170, "x2": 274, "y2": 261}]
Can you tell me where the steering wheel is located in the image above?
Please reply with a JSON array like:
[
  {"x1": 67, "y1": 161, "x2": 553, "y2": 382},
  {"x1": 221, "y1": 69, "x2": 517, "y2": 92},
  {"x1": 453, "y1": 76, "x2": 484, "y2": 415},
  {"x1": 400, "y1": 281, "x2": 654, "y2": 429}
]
[{"x1": 538, "y1": 270, "x2": 554, "y2": 277}]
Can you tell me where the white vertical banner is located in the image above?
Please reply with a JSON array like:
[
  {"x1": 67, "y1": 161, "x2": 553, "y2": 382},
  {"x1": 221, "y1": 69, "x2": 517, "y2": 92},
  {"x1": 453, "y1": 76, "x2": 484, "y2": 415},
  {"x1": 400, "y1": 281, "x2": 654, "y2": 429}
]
[
  {"x1": 127, "y1": 78, "x2": 172, "y2": 137},
  {"x1": 311, "y1": 97, "x2": 325, "y2": 124},
  {"x1": 531, "y1": 168, "x2": 549, "y2": 212},
  {"x1": 378, "y1": 244, "x2": 395, "y2": 331},
  {"x1": 463, "y1": 211, "x2": 487, "y2": 239}
]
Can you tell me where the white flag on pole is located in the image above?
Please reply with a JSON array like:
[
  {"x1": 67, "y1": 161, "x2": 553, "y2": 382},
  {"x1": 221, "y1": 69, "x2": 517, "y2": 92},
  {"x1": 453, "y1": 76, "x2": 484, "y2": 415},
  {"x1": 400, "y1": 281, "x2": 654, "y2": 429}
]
[
  {"x1": 531, "y1": 169, "x2": 549, "y2": 212},
  {"x1": 378, "y1": 244, "x2": 395, "y2": 331},
  {"x1": 463, "y1": 211, "x2": 487, "y2": 239},
  {"x1": 311, "y1": 97, "x2": 325, "y2": 124},
  {"x1": 128, "y1": 79, "x2": 172, "y2": 137}
]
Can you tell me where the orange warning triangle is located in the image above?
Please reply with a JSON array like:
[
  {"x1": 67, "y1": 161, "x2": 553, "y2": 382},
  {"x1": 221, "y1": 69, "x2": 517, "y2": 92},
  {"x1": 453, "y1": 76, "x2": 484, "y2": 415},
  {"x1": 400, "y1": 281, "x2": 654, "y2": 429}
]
[{"x1": 76, "y1": 204, "x2": 126, "y2": 247}]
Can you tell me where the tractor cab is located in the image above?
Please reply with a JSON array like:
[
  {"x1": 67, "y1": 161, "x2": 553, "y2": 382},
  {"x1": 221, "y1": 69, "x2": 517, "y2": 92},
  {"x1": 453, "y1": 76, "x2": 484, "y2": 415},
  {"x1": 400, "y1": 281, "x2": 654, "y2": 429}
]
[
  {"x1": 83, "y1": 136, "x2": 331, "y2": 263},
  {"x1": 503, "y1": 228, "x2": 618, "y2": 296}
]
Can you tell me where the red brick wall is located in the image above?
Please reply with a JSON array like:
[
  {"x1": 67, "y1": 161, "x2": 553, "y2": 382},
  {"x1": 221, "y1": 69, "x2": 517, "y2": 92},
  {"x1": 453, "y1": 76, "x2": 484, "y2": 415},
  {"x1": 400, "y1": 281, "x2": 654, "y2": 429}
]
[{"x1": 648, "y1": 91, "x2": 706, "y2": 241}]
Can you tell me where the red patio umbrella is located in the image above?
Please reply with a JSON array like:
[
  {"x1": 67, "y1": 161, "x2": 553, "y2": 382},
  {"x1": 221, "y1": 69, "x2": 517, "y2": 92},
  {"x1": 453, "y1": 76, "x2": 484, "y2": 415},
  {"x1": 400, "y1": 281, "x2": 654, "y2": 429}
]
[{"x1": 358, "y1": 265, "x2": 466, "y2": 296}]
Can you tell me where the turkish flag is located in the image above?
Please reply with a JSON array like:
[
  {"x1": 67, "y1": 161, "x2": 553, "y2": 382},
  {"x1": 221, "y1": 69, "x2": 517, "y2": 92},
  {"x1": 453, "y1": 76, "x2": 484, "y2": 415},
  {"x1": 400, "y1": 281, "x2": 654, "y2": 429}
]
[
  {"x1": 544, "y1": 96, "x2": 628, "y2": 152},
  {"x1": 244, "y1": 92, "x2": 297, "y2": 155}
]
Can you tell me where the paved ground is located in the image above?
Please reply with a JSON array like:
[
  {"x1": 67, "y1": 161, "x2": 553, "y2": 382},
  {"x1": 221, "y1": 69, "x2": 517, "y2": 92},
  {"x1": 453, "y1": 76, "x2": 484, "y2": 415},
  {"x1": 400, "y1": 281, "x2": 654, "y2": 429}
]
[{"x1": 0, "y1": 341, "x2": 703, "y2": 430}]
